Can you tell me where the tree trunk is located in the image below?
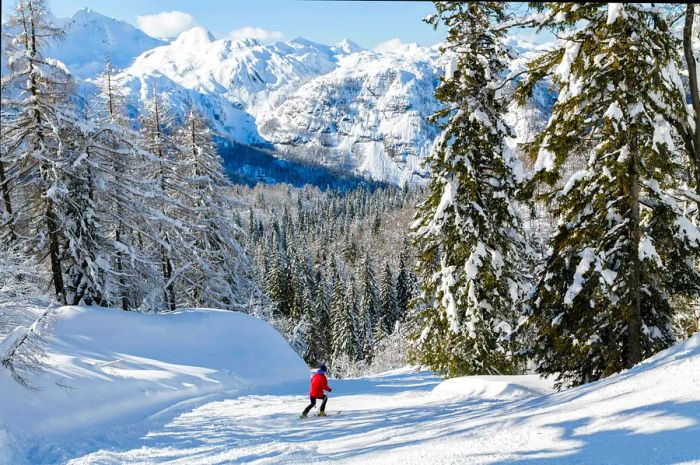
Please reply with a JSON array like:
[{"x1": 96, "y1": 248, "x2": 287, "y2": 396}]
[
  {"x1": 627, "y1": 124, "x2": 642, "y2": 366},
  {"x1": 115, "y1": 227, "x2": 128, "y2": 311},
  {"x1": 161, "y1": 244, "x2": 176, "y2": 311},
  {"x1": 28, "y1": 2, "x2": 66, "y2": 305},
  {"x1": 46, "y1": 199, "x2": 66, "y2": 305},
  {"x1": 684, "y1": 5, "x2": 700, "y2": 215},
  {"x1": 0, "y1": 159, "x2": 16, "y2": 243}
]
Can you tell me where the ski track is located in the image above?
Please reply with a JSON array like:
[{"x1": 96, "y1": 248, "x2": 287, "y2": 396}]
[{"x1": 49, "y1": 368, "x2": 700, "y2": 465}]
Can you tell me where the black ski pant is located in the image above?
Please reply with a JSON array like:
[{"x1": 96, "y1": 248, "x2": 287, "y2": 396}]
[{"x1": 302, "y1": 395, "x2": 328, "y2": 415}]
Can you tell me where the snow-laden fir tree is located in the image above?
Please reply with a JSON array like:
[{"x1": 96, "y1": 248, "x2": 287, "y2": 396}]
[
  {"x1": 60, "y1": 58, "x2": 150, "y2": 308},
  {"x1": 175, "y1": 107, "x2": 253, "y2": 310},
  {"x1": 57, "y1": 121, "x2": 111, "y2": 306},
  {"x1": 1, "y1": 0, "x2": 75, "y2": 304},
  {"x1": 300, "y1": 269, "x2": 330, "y2": 365},
  {"x1": 264, "y1": 230, "x2": 292, "y2": 317},
  {"x1": 315, "y1": 269, "x2": 333, "y2": 362},
  {"x1": 358, "y1": 251, "x2": 379, "y2": 361},
  {"x1": 395, "y1": 247, "x2": 412, "y2": 322},
  {"x1": 410, "y1": 2, "x2": 530, "y2": 377},
  {"x1": 376, "y1": 262, "x2": 398, "y2": 340},
  {"x1": 518, "y1": 3, "x2": 700, "y2": 388},
  {"x1": 139, "y1": 92, "x2": 185, "y2": 311},
  {"x1": 332, "y1": 267, "x2": 359, "y2": 363}
]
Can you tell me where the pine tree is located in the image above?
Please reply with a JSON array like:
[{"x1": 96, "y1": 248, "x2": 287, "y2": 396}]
[
  {"x1": 395, "y1": 248, "x2": 411, "y2": 323},
  {"x1": 1, "y1": 0, "x2": 74, "y2": 303},
  {"x1": 518, "y1": 3, "x2": 700, "y2": 388},
  {"x1": 139, "y1": 91, "x2": 181, "y2": 311},
  {"x1": 410, "y1": 2, "x2": 530, "y2": 377},
  {"x1": 331, "y1": 262, "x2": 360, "y2": 360},
  {"x1": 377, "y1": 262, "x2": 398, "y2": 339},
  {"x1": 59, "y1": 123, "x2": 111, "y2": 306},
  {"x1": 358, "y1": 251, "x2": 379, "y2": 360},
  {"x1": 68, "y1": 58, "x2": 152, "y2": 308},
  {"x1": 265, "y1": 239, "x2": 289, "y2": 316},
  {"x1": 315, "y1": 269, "x2": 333, "y2": 362}
]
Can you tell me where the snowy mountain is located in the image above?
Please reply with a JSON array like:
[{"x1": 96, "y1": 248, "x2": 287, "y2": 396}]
[
  {"x1": 0, "y1": 8, "x2": 555, "y2": 185},
  {"x1": 256, "y1": 47, "x2": 443, "y2": 185},
  {"x1": 47, "y1": 8, "x2": 167, "y2": 79},
  {"x1": 111, "y1": 27, "x2": 553, "y2": 185}
]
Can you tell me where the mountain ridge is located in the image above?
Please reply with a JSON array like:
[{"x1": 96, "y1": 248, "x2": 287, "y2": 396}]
[{"x1": 1, "y1": 8, "x2": 555, "y2": 185}]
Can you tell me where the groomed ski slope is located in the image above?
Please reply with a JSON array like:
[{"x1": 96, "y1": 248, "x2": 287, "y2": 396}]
[{"x1": 1, "y1": 307, "x2": 699, "y2": 465}]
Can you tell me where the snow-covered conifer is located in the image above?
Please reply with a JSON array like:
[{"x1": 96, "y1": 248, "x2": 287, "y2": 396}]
[
  {"x1": 1, "y1": 0, "x2": 75, "y2": 303},
  {"x1": 358, "y1": 251, "x2": 379, "y2": 360},
  {"x1": 518, "y1": 3, "x2": 700, "y2": 387},
  {"x1": 377, "y1": 262, "x2": 398, "y2": 340},
  {"x1": 411, "y1": 2, "x2": 530, "y2": 377},
  {"x1": 175, "y1": 107, "x2": 254, "y2": 309}
]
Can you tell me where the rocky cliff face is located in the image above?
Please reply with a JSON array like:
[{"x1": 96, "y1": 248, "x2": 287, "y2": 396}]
[{"x1": 257, "y1": 47, "x2": 444, "y2": 185}]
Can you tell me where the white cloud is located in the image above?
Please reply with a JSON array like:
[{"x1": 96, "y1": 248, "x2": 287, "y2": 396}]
[
  {"x1": 373, "y1": 38, "x2": 419, "y2": 54},
  {"x1": 227, "y1": 26, "x2": 283, "y2": 44},
  {"x1": 136, "y1": 11, "x2": 198, "y2": 39}
]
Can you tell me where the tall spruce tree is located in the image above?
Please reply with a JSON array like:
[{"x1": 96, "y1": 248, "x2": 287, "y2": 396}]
[
  {"x1": 173, "y1": 105, "x2": 256, "y2": 309},
  {"x1": 58, "y1": 121, "x2": 111, "y2": 306},
  {"x1": 518, "y1": 3, "x2": 700, "y2": 388},
  {"x1": 358, "y1": 251, "x2": 379, "y2": 360},
  {"x1": 331, "y1": 264, "x2": 357, "y2": 362},
  {"x1": 410, "y1": 2, "x2": 529, "y2": 377},
  {"x1": 1, "y1": 0, "x2": 75, "y2": 304},
  {"x1": 139, "y1": 92, "x2": 184, "y2": 310},
  {"x1": 377, "y1": 262, "x2": 398, "y2": 339},
  {"x1": 395, "y1": 248, "x2": 411, "y2": 322}
]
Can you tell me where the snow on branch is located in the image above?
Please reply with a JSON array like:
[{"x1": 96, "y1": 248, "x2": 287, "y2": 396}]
[{"x1": 0, "y1": 306, "x2": 55, "y2": 390}]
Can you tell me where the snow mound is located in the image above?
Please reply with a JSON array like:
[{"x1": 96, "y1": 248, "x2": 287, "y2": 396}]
[
  {"x1": 0, "y1": 306, "x2": 308, "y2": 440},
  {"x1": 431, "y1": 374, "x2": 554, "y2": 401}
]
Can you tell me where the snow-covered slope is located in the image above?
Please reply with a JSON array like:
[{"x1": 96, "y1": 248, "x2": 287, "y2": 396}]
[
  {"x1": 124, "y1": 29, "x2": 354, "y2": 114},
  {"x1": 12, "y1": 332, "x2": 698, "y2": 464},
  {"x1": 0, "y1": 305, "x2": 307, "y2": 459}
]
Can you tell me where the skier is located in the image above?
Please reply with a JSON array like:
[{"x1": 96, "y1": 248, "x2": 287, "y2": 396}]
[{"x1": 300, "y1": 363, "x2": 332, "y2": 418}]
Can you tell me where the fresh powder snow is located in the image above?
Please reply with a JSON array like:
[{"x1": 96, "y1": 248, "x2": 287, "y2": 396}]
[{"x1": 1, "y1": 306, "x2": 699, "y2": 464}]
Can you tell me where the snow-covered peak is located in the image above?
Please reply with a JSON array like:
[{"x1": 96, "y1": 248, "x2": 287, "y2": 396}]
[
  {"x1": 172, "y1": 26, "x2": 216, "y2": 48},
  {"x1": 42, "y1": 8, "x2": 166, "y2": 78},
  {"x1": 123, "y1": 33, "x2": 344, "y2": 116},
  {"x1": 287, "y1": 37, "x2": 325, "y2": 49},
  {"x1": 230, "y1": 37, "x2": 263, "y2": 49},
  {"x1": 1, "y1": 6, "x2": 557, "y2": 185},
  {"x1": 257, "y1": 45, "x2": 445, "y2": 185},
  {"x1": 333, "y1": 38, "x2": 364, "y2": 54},
  {"x1": 70, "y1": 6, "x2": 99, "y2": 21}
]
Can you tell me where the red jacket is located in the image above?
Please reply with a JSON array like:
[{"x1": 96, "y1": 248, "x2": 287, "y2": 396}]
[{"x1": 309, "y1": 371, "x2": 331, "y2": 398}]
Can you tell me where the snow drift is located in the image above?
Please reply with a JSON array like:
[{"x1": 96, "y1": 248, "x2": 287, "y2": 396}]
[
  {"x1": 0, "y1": 306, "x2": 308, "y2": 442},
  {"x1": 431, "y1": 374, "x2": 554, "y2": 401}
]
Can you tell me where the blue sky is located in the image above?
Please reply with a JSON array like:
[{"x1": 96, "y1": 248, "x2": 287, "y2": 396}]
[{"x1": 45, "y1": 0, "x2": 449, "y2": 49}]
